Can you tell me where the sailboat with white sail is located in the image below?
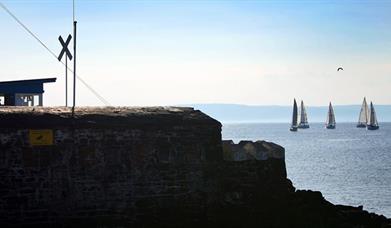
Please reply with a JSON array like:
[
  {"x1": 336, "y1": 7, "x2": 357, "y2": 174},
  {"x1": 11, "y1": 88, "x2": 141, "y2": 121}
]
[
  {"x1": 298, "y1": 100, "x2": 310, "y2": 129},
  {"x1": 325, "y1": 102, "x2": 336, "y2": 129},
  {"x1": 357, "y1": 97, "x2": 369, "y2": 128},
  {"x1": 367, "y1": 101, "x2": 379, "y2": 130},
  {"x1": 290, "y1": 99, "x2": 298, "y2": 132}
]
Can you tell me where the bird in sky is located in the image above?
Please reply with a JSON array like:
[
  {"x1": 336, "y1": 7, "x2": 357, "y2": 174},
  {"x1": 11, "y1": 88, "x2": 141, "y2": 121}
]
[{"x1": 337, "y1": 67, "x2": 344, "y2": 71}]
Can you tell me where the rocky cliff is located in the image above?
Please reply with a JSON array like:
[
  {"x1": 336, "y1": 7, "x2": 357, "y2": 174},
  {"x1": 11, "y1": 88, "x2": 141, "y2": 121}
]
[{"x1": 0, "y1": 107, "x2": 389, "y2": 227}]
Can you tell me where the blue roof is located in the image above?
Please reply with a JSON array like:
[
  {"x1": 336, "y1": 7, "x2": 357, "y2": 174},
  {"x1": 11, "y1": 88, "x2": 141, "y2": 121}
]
[{"x1": 0, "y1": 78, "x2": 56, "y2": 94}]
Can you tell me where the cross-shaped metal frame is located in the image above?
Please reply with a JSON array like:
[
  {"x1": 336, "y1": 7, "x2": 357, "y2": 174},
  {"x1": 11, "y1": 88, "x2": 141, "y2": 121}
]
[{"x1": 58, "y1": 35, "x2": 73, "y2": 61}]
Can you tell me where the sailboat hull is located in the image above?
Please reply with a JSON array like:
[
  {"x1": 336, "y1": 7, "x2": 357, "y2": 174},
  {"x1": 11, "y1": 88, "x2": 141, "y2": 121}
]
[
  {"x1": 356, "y1": 124, "x2": 366, "y2": 128},
  {"x1": 298, "y1": 125, "x2": 309, "y2": 129},
  {"x1": 290, "y1": 127, "x2": 298, "y2": 132},
  {"x1": 367, "y1": 125, "x2": 379, "y2": 130},
  {"x1": 326, "y1": 125, "x2": 335, "y2": 129}
]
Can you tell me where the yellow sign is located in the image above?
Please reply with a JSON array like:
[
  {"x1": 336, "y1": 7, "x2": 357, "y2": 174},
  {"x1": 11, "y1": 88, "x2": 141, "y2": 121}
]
[{"x1": 29, "y1": 129, "x2": 54, "y2": 146}]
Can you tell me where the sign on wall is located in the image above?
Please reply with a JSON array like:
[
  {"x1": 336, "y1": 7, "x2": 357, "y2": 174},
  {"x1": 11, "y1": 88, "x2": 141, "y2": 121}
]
[{"x1": 29, "y1": 129, "x2": 54, "y2": 146}]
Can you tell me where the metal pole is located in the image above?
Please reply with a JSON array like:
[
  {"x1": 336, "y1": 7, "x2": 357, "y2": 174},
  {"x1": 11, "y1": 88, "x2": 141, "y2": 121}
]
[
  {"x1": 65, "y1": 57, "x2": 68, "y2": 107},
  {"x1": 72, "y1": 20, "x2": 77, "y2": 116},
  {"x1": 73, "y1": 0, "x2": 75, "y2": 22}
]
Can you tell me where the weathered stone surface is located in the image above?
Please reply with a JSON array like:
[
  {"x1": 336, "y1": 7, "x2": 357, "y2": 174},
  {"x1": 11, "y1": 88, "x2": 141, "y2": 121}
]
[{"x1": 0, "y1": 106, "x2": 220, "y2": 129}]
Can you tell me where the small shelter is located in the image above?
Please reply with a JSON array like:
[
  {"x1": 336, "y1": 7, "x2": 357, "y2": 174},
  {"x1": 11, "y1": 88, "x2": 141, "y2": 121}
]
[{"x1": 0, "y1": 78, "x2": 56, "y2": 106}]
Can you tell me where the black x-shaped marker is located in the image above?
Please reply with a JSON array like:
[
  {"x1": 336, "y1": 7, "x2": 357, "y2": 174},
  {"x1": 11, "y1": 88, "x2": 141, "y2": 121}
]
[{"x1": 58, "y1": 35, "x2": 73, "y2": 61}]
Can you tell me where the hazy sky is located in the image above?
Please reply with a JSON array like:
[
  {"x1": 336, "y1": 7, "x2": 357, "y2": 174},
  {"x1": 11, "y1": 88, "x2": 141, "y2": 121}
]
[{"x1": 1, "y1": 0, "x2": 390, "y2": 106}]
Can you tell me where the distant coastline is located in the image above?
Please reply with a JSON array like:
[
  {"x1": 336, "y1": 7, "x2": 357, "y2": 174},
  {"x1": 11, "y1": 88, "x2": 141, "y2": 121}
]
[{"x1": 185, "y1": 104, "x2": 391, "y2": 123}]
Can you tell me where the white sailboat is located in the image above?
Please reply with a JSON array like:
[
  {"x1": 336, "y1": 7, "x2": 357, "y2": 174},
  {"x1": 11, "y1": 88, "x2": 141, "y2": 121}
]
[
  {"x1": 357, "y1": 97, "x2": 369, "y2": 128},
  {"x1": 367, "y1": 101, "x2": 379, "y2": 130},
  {"x1": 297, "y1": 100, "x2": 309, "y2": 129},
  {"x1": 325, "y1": 102, "x2": 336, "y2": 129},
  {"x1": 290, "y1": 99, "x2": 298, "y2": 132}
]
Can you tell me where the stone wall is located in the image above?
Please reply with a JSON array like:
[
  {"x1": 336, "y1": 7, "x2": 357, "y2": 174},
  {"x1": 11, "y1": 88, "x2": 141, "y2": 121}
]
[{"x1": 0, "y1": 107, "x2": 290, "y2": 227}]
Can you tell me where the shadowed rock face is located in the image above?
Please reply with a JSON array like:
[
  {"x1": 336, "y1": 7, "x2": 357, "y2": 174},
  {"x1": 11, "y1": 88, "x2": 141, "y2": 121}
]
[
  {"x1": 0, "y1": 107, "x2": 389, "y2": 227},
  {"x1": 223, "y1": 140, "x2": 285, "y2": 161}
]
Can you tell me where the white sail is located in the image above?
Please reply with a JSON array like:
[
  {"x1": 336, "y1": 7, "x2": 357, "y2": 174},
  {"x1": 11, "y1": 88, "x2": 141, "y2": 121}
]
[
  {"x1": 290, "y1": 99, "x2": 298, "y2": 131},
  {"x1": 326, "y1": 102, "x2": 336, "y2": 128},
  {"x1": 357, "y1": 97, "x2": 369, "y2": 127},
  {"x1": 368, "y1": 102, "x2": 379, "y2": 127},
  {"x1": 298, "y1": 100, "x2": 309, "y2": 128}
]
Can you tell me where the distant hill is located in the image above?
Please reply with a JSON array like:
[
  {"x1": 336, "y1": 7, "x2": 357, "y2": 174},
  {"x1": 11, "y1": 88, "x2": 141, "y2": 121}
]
[{"x1": 186, "y1": 104, "x2": 391, "y2": 123}]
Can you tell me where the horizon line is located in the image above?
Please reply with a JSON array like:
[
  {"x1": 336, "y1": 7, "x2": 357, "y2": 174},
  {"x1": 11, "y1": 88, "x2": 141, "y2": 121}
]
[{"x1": 185, "y1": 103, "x2": 391, "y2": 107}]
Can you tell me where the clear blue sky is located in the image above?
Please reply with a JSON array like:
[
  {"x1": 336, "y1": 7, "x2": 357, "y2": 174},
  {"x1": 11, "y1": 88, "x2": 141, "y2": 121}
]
[{"x1": 1, "y1": 0, "x2": 390, "y2": 106}]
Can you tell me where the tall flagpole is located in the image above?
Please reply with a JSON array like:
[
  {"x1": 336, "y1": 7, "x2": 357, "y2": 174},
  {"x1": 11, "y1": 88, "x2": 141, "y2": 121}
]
[
  {"x1": 72, "y1": 21, "x2": 77, "y2": 115},
  {"x1": 73, "y1": 0, "x2": 75, "y2": 22},
  {"x1": 72, "y1": 0, "x2": 77, "y2": 116},
  {"x1": 65, "y1": 57, "x2": 68, "y2": 107}
]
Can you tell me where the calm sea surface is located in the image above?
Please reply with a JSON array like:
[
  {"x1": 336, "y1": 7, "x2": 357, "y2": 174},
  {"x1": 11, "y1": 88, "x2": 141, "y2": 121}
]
[{"x1": 222, "y1": 123, "x2": 391, "y2": 217}]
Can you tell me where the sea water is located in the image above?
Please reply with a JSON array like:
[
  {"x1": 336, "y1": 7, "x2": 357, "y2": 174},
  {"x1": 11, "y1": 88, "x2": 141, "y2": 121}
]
[{"x1": 222, "y1": 122, "x2": 391, "y2": 217}]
